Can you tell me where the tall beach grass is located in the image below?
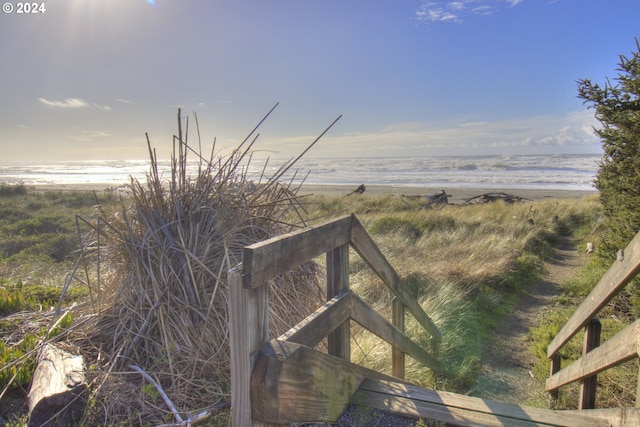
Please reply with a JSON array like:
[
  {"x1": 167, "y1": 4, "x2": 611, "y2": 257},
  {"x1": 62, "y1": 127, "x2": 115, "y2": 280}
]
[
  {"x1": 0, "y1": 156, "x2": 605, "y2": 423},
  {"x1": 305, "y1": 193, "x2": 603, "y2": 393}
]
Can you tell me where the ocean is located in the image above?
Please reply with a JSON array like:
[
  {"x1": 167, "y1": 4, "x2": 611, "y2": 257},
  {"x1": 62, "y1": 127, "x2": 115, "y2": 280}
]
[{"x1": 0, "y1": 154, "x2": 600, "y2": 192}]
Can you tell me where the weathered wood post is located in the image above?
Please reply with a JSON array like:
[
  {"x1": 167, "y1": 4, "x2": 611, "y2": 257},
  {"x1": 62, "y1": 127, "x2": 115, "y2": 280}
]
[
  {"x1": 637, "y1": 364, "x2": 640, "y2": 408},
  {"x1": 326, "y1": 243, "x2": 350, "y2": 360},
  {"x1": 579, "y1": 317, "x2": 601, "y2": 409},
  {"x1": 392, "y1": 297, "x2": 405, "y2": 379},
  {"x1": 229, "y1": 264, "x2": 269, "y2": 427},
  {"x1": 549, "y1": 352, "x2": 561, "y2": 404}
]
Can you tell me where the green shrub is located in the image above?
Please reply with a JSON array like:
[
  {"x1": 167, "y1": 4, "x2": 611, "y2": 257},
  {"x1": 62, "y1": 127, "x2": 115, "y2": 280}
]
[
  {"x1": 11, "y1": 214, "x2": 72, "y2": 236},
  {"x1": 0, "y1": 183, "x2": 28, "y2": 197},
  {"x1": 0, "y1": 283, "x2": 88, "y2": 316},
  {"x1": 0, "y1": 287, "x2": 27, "y2": 316},
  {"x1": 0, "y1": 312, "x2": 73, "y2": 390},
  {"x1": 0, "y1": 334, "x2": 37, "y2": 389}
]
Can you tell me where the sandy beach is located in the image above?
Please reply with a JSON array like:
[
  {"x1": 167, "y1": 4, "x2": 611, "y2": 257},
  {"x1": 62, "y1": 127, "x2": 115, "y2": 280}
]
[
  {"x1": 30, "y1": 182, "x2": 598, "y2": 205},
  {"x1": 298, "y1": 184, "x2": 598, "y2": 204}
]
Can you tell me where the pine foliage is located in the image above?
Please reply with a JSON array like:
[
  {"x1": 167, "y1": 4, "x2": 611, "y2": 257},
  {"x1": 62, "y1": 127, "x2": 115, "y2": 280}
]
[{"x1": 578, "y1": 39, "x2": 640, "y2": 258}]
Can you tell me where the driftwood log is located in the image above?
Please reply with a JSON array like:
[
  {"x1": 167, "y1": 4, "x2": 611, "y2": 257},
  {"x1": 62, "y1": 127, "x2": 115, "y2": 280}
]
[
  {"x1": 401, "y1": 190, "x2": 451, "y2": 209},
  {"x1": 27, "y1": 343, "x2": 86, "y2": 427},
  {"x1": 345, "y1": 184, "x2": 366, "y2": 196},
  {"x1": 464, "y1": 192, "x2": 530, "y2": 204}
]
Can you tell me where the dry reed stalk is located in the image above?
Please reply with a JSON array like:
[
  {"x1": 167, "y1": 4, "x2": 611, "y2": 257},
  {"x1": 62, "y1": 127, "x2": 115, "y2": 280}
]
[{"x1": 65, "y1": 108, "x2": 338, "y2": 424}]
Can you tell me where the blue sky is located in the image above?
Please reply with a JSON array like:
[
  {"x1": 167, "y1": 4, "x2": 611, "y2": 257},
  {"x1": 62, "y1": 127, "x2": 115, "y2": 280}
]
[{"x1": 1, "y1": 0, "x2": 638, "y2": 161}]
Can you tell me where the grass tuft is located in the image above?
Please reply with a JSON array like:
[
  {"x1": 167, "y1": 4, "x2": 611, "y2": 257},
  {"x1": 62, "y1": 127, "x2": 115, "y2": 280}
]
[{"x1": 61, "y1": 110, "x2": 331, "y2": 425}]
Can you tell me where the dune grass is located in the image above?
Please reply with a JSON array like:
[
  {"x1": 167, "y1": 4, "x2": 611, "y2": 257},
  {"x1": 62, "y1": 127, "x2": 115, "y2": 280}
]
[
  {"x1": 304, "y1": 193, "x2": 602, "y2": 393},
  {"x1": 531, "y1": 254, "x2": 639, "y2": 409},
  {"x1": 0, "y1": 177, "x2": 605, "y2": 424}
]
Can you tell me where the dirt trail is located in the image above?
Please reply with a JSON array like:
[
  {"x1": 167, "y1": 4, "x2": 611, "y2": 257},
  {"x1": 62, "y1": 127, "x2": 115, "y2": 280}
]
[{"x1": 470, "y1": 236, "x2": 589, "y2": 406}]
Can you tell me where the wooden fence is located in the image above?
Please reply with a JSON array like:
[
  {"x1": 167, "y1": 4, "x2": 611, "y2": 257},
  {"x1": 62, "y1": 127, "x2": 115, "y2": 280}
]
[
  {"x1": 228, "y1": 214, "x2": 441, "y2": 426},
  {"x1": 546, "y1": 230, "x2": 640, "y2": 419}
]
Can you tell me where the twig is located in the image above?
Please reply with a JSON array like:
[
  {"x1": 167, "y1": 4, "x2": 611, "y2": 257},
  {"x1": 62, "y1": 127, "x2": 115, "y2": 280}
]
[
  {"x1": 153, "y1": 401, "x2": 231, "y2": 427},
  {"x1": 130, "y1": 364, "x2": 184, "y2": 423}
]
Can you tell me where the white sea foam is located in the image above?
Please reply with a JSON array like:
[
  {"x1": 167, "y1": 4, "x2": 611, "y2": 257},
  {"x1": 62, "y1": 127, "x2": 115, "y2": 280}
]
[{"x1": 0, "y1": 154, "x2": 600, "y2": 191}]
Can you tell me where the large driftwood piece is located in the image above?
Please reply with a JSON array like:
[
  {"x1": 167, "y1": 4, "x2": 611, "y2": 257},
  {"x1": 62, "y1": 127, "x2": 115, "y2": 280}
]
[
  {"x1": 28, "y1": 343, "x2": 86, "y2": 427},
  {"x1": 464, "y1": 192, "x2": 529, "y2": 204}
]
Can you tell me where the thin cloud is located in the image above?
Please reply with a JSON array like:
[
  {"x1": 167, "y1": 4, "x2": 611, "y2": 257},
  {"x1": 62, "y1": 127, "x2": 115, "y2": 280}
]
[
  {"x1": 73, "y1": 130, "x2": 111, "y2": 141},
  {"x1": 313, "y1": 110, "x2": 600, "y2": 157},
  {"x1": 416, "y1": 3, "x2": 461, "y2": 23},
  {"x1": 115, "y1": 98, "x2": 132, "y2": 103},
  {"x1": 93, "y1": 103, "x2": 112, "y2": 111},
  {"x1": 39, "y1": 97, "x2": 88, "y2": 108},
  {"x1": 39, "y1": 97, "x2": 111, "y2": 110},
  {"x1": 416, "y1": 0, "x2": 522, "y2": 24},
  {"x1": 472, "y1": 5, "x2": 494, "y2": 16}
]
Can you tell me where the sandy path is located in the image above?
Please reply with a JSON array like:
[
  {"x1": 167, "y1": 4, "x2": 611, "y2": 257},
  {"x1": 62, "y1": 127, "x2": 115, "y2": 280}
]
[{"x1": 470, "y1": 236, "x2": 589, "y2": 406}]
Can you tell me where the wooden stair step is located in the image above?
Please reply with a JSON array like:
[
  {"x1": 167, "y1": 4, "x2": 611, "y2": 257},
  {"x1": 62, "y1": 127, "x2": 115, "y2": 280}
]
[{"x1": 351, "y1": 378, "x2": 609, "y2": 427}]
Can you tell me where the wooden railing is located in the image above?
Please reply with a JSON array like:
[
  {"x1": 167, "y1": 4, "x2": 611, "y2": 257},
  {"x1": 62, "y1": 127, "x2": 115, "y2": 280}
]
[
  {"x1": 546, "y1": 230, "x2": 640, "y2": 411},
  {"x1": 228, "y1": 214, "x2": 441, "y2": 426}
]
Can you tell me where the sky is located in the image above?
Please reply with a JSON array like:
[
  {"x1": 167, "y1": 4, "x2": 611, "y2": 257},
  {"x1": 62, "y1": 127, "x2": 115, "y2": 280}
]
[{"x1": 1, "y1": 0, "x2": 639, "y2": 162}]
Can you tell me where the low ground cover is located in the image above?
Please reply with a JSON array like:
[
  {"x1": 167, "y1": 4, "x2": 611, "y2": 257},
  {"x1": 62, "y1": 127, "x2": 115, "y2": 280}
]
[{"x1": 0, "y1": 182, "x2": 605, "y2": 425}]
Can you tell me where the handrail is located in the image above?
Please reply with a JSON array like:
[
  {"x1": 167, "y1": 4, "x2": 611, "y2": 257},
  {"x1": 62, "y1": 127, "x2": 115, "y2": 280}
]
[
  {"x1": 350, "y1": 215, "x2": 442, "y2": 342},
  {"x1": 547, "y1": 320, "x2": 640, "y2": 391},
  {"x1": 546, "y1": 230, "x2": 640, "y2": 411},
  {"x1": 547, "y1": 231, "x2": 640, "y2": 358},
  {"x1": 229, "y1": 213, "x2": 441, "y2": 425},
  {"x1": 241, "y1": 214, "x2": 352, "y2": 289},
  {"x1": 240, "y1": 213, "x2": 440, "y2": 342}
]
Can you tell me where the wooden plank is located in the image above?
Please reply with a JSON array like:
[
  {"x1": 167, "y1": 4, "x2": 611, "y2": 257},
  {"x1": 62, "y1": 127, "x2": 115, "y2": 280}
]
[
  {"x1": 349, "y1": 215, "x2": 442, "y2": 343},
  {"x1": 546, "y1": 319, "x2": 640, "y2": 392},
  {"x1": 353, "y1": 388, "x2": 543, "y2": 427},
  {"x1": 277, "y1": 289, "x2": 352, "y2": 348},
  {"x1": 327, "y1": 243, "x2": 350, "y2": 360},
  {"x1": 350, "y1": 292, "x2": 441, "y2": 371},
  {"x1": 354, "y1": 378, "x2": 609, "y2": 427},
  {"x1": 548, "y1": 231, "x2": 640, "y2": 358},
  {"x1": 392, "y1": 297, "x2": 405, "y2": 379},
  {"x1": 242, "y1": 215, "x2": 352, "y2": 289},
  {"x1": 563, "y1": 407, "x2": 640, "y2": 427},
  {"x1": 250, "y1": 339, "x2": 400, "y2": 424},
  {"x1": 228, "y1": 265, "x2": 269, "y2": 427}
]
